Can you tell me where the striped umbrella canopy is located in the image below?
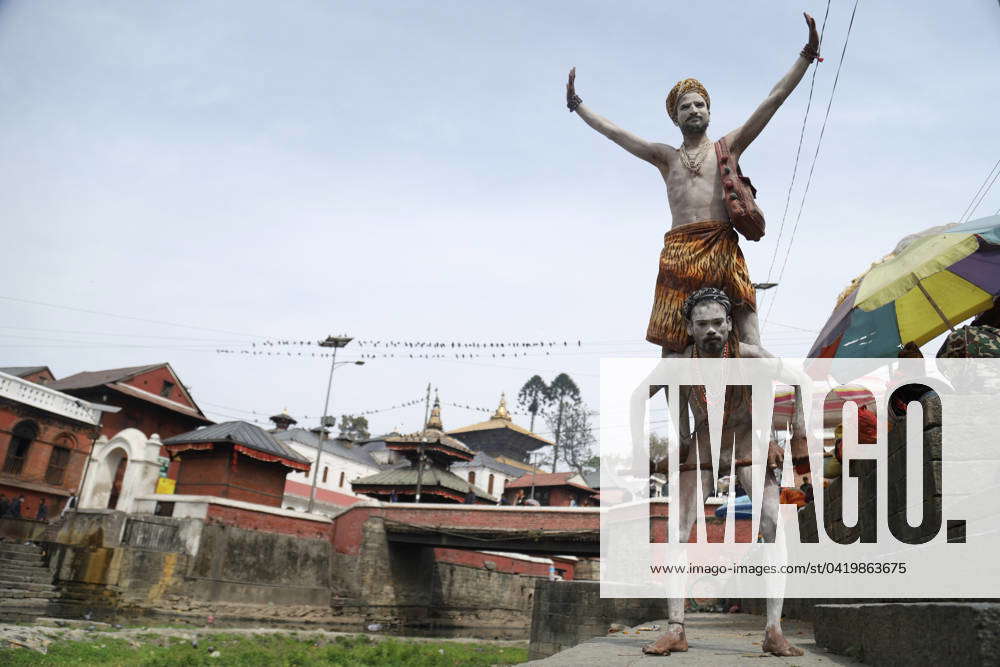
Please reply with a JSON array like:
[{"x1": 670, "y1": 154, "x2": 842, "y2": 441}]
[
  {"x1": 808, "y1": 215, "x2": 1000, "y2": 358},
  {"x1": 771, "y1": 384, "x2": 875, "y2": 428}
]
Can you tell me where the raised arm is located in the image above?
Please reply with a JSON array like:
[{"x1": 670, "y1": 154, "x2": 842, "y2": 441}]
[
  {"x1": 724, "y1": 13, "x2": 821, "y2": 155},
  {"x1": 567, "y1": 68, "x2": 670, "y2": 167}
]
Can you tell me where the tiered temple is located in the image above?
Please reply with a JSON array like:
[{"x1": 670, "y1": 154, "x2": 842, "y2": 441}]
[{"x1": 351, "y1": 395, "x2": 494, "y2": 503}]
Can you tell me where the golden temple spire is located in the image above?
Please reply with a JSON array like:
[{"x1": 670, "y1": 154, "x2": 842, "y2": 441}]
[
  {"x1": 492, "y1": 392, "x2": 512, "y2": 422},
  {"x1": 426, "y1": 391, "x2": 444, "y2": 430}
]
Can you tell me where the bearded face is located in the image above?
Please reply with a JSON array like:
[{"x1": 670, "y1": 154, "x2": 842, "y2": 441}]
[
  {"x1": 675, "y1": 91, "x2": 710, "y2": 136},
  {"x1": 686, "y1": 301, "x2": 731, "y2": 356}
]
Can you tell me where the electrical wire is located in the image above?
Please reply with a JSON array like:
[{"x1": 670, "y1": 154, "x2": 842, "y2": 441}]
[
  {"x1": 764, "y1": 0, "x2": 861, "y2": 328},
  {"x1": 764, "y1": 0, "x2": 832, "y2": 286}
]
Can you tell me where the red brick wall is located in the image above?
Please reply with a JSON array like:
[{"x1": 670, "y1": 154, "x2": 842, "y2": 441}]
[
  {"x1": 175, "y1": 445, "x2": 287, "y2": 507},
  {"x1": 205, "y1": 503, "x2": 329, "y2": 539},
  {"x1": 432, "y1": 547, "x2": 570, "y2": 578},
  {"x1": 0, "y1": 400, "x2": 97, "y2": 517},
  {"x1": 330, "y1": 505, "x2": 599, "y2": 554},
  {"x1": 284, "y1": 478, "x2": 363, "y2": 508},
  {"x1": 121, "y1": 366, "x2": 197, "y2": 409},
  {"x1": 71, "y1": 389, "x2": 204, "y2": 442},
  {"x1": 649, "y1": 502, "x2": 755, "y2": 543}
]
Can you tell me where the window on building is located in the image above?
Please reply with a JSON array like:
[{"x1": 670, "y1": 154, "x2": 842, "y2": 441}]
[
  {"x1": 45, "y1": 447, "x2": 72, "y2": 485},
  {"x1": 488, "y1": 474, "x2": 495, "y2": 494},
  {"x1": 160, "y1": 380, "x2": 175, "y2": 397},
  {"x1": 468, "y1": 471, "x2": 475, "y2": 485},
  {"x1": 339, "y1": 471, "x2": 345, "y2": 487},
  {"x1": 3, "y1": 421, "x2": 38, "y2": 475},
  {"x1": 322, "y1": 467, "x2": 329, "y2": 483}
]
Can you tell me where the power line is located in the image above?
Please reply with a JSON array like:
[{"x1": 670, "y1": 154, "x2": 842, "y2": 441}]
[
  {"x1": 764, "y1": 0, "x2": 861, "y2": 327},
  {"x1": 0, "y1": 295, "x2": 270, "y2": 339},
  {"x1": 961, "y1": 159, "x2": 1000, "y2": 223},
  {"x1": 958, "y1": 157, "x2": 1000, "y2": 223},
  {"x1": 764, "y1": 0, "x2": 832, "y2": 284}
]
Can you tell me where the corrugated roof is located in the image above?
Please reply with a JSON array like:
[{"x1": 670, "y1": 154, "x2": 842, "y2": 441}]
[
  {"x1": 451, "y1": 451, "x2": 528, "y2": 478},
  {"x1": 351, "y1": 465, "x2": 494, "y2": 500},
  {"x1": 273, "y1": 428, "x2": 384, "y2": 469},
  {"x1": 163, "y1": 421, "x2": 310, "y2": 464},
  {"x1": 49, "y1": 364, "x2": 163, "y2": 391},
  {"x1": 506, "y1": 471, "x2": 596, "y2": 493}
]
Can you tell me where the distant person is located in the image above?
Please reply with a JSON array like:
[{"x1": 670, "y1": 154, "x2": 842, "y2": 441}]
[
  {"x1": 0, "y1": 494, "x2": 8, "y2": 517},
  {"x1": 524, "y1": 497, "x2": 541, "y2": 507},
  {"x1": 35, "y1": 498, "x2": 48, "y2": 522},
  {"x1": 9, "y1": 495, "x2": 24, "y2": 519},
  {"x1": 569, "y1": 497, "x2": 578, "y2": 507},
  {"x1": 389, "y1": 490, "x2": 398, "y2": 503},
  {"x1": 464, "y1": 488, "x2": 477, "y2": 504}
]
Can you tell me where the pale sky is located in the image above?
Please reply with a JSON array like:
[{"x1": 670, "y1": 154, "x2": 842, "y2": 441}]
[{"x1": 1, "y1": 1, "x2": 998, "y2": 446}]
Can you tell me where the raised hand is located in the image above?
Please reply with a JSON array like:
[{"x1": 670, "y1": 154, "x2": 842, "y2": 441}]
[
  {"x1": 566, "y1": 67, "x2": 583, "y2": 112},
  {"x1": 801, "y1": 12, "x2": 821, "y2": 62}
]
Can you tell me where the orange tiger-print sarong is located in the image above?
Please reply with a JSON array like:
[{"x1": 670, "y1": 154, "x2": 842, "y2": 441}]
[{"x1": 645, "y1": 220, "x2": 756, "y2": 351}]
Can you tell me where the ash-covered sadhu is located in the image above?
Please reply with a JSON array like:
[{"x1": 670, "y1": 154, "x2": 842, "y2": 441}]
[
  {"x1": 566, "y1": 14, "x2": 820, "y2": 355},
  {"x1": 566, "y1": 10, "x2": 821, "y2": 658}
]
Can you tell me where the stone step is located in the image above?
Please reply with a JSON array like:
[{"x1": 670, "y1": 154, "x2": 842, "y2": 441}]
[
  {"x1": 0, "y1": 552, "x2": 45, "y2": 566},
  {"x1": 0, "y1": 581, "x2": 55, "y2": 593},
  {"x1": 0, "y1": 588, "x2": 59, "y2": 600},
  {"x1": 815, "y1": 602, "x2": 1000, "y2": 666},
  {"x1": 0, "y1": 561, "x2": 49, "y2": 574},
  {"x1": 0, "y1": 570, "x2": 53, "y2": 585},
  {"x1": 0, "y1": 542, "x2": 45, "y2": 556},
  {"x1": 0, "y1": 599, "x2": 54, "y2": 610}
]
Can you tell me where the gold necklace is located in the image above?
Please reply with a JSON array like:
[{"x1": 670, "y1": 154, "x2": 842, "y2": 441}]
[{"x1": 678, "y1": 140, "x2": 711, "y2": 176}]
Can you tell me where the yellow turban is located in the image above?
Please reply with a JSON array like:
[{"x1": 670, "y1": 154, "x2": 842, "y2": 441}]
[{"x1": 666, "y1": 78, "x2": 710, "y2": 124}]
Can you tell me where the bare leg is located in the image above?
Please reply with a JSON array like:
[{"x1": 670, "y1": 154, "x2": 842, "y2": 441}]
[
  {"x1": 736, "y1": 466, "x2": 804, "y2": 657},
  {"x1": 643, "y1": 469, "x2": 713, "y2": 655}
]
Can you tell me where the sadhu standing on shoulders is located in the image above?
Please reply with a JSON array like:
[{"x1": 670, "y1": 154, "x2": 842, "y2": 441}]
[{"x1": 566, "y1": 13, "x2": 820, "y2": 358}]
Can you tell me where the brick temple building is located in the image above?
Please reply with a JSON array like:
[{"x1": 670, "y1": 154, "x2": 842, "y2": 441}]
[
  {"x1": 0, "y1": 366, "x2": 56, "y2": 386},
  {"x1": 49, "y1": 363, "x2": 211, "y2": 440},
  {"x1": 0, "y1": 370, "x2": 103, "y2": 517},
  {"x1": 48, "y1": 363, "x2": 213, "y2": 511},
  {"x1": 352, "y1": 396, "x2": 494, "y2": 504},
  {"x1": 162, "y1": 421, "x2": 311, "y2": 507},
  {"x1": 503, "y1": 471, "x2": 598, "y2": 507}
]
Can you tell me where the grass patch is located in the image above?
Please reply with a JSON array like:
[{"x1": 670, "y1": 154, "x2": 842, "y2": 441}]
[{"x1": 0, "y1": 633, "x2": 526, "y2": 666}]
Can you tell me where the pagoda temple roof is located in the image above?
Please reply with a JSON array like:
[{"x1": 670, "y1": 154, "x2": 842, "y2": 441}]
[
  {"x1": 163, "y1": 421, "x2": 310, "y2": 471},
  {"x1": 351, "y1": 465, "x2": 495, "y2": 501},
  {"x1": 382, "y1": 392, "x2": 473, "y2": 462},
  {"x1": 446, "y1": 393, "x2": 553, "y2": 447}
]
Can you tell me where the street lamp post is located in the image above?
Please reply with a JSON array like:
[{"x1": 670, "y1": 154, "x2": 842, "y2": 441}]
[{"x1": 307, "y1": 335, "x2": 362, "y2": 514}]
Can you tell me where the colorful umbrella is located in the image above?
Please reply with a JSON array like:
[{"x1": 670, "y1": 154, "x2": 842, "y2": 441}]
[
  {"x1": 772, "y1": 384, "x2": 875, "y2": 428},
  {"x1": 808, "y1": 214, "x2": 1000, "y2": 358}
]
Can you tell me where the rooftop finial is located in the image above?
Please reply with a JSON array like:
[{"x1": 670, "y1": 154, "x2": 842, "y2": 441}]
[
  {"x1": 426, "y1": 390, "x2": 444, "y2": 430},
  {"x1": 492, "y1": 392, "x2": 512, "y2": 421}
]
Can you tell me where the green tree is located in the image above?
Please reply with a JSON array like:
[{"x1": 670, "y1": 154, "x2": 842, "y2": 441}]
[
  {"x1": 516, "y1": 375, "x2": 549, "y2": 433},
  {"x1": 337, "y1": 414, "x2": 370, "y2": 441},
  {"x1": 544, "y1": 373, "x2": 581, "y2": 472},
  {"x1": 555, "y1": 401, "x2": 597, "y2": 477}
]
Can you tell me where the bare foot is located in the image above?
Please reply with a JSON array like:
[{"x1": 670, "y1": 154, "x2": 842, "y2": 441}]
[
  {"x1": 761, "y1": 626, "x2": 805, "y2": 657},
  {"x1": 642, "y1": 626, "x2": 688, "y2": 655}
]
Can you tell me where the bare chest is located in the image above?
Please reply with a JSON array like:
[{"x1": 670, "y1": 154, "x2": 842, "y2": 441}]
[{"x1": 660, "y1": 149, "x2": 728, "y2": 223}]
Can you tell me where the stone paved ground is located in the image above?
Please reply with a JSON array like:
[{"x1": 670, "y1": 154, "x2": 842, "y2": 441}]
[{"x1": 521, "y1": 613, "x2": 861, "y2": 666}]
